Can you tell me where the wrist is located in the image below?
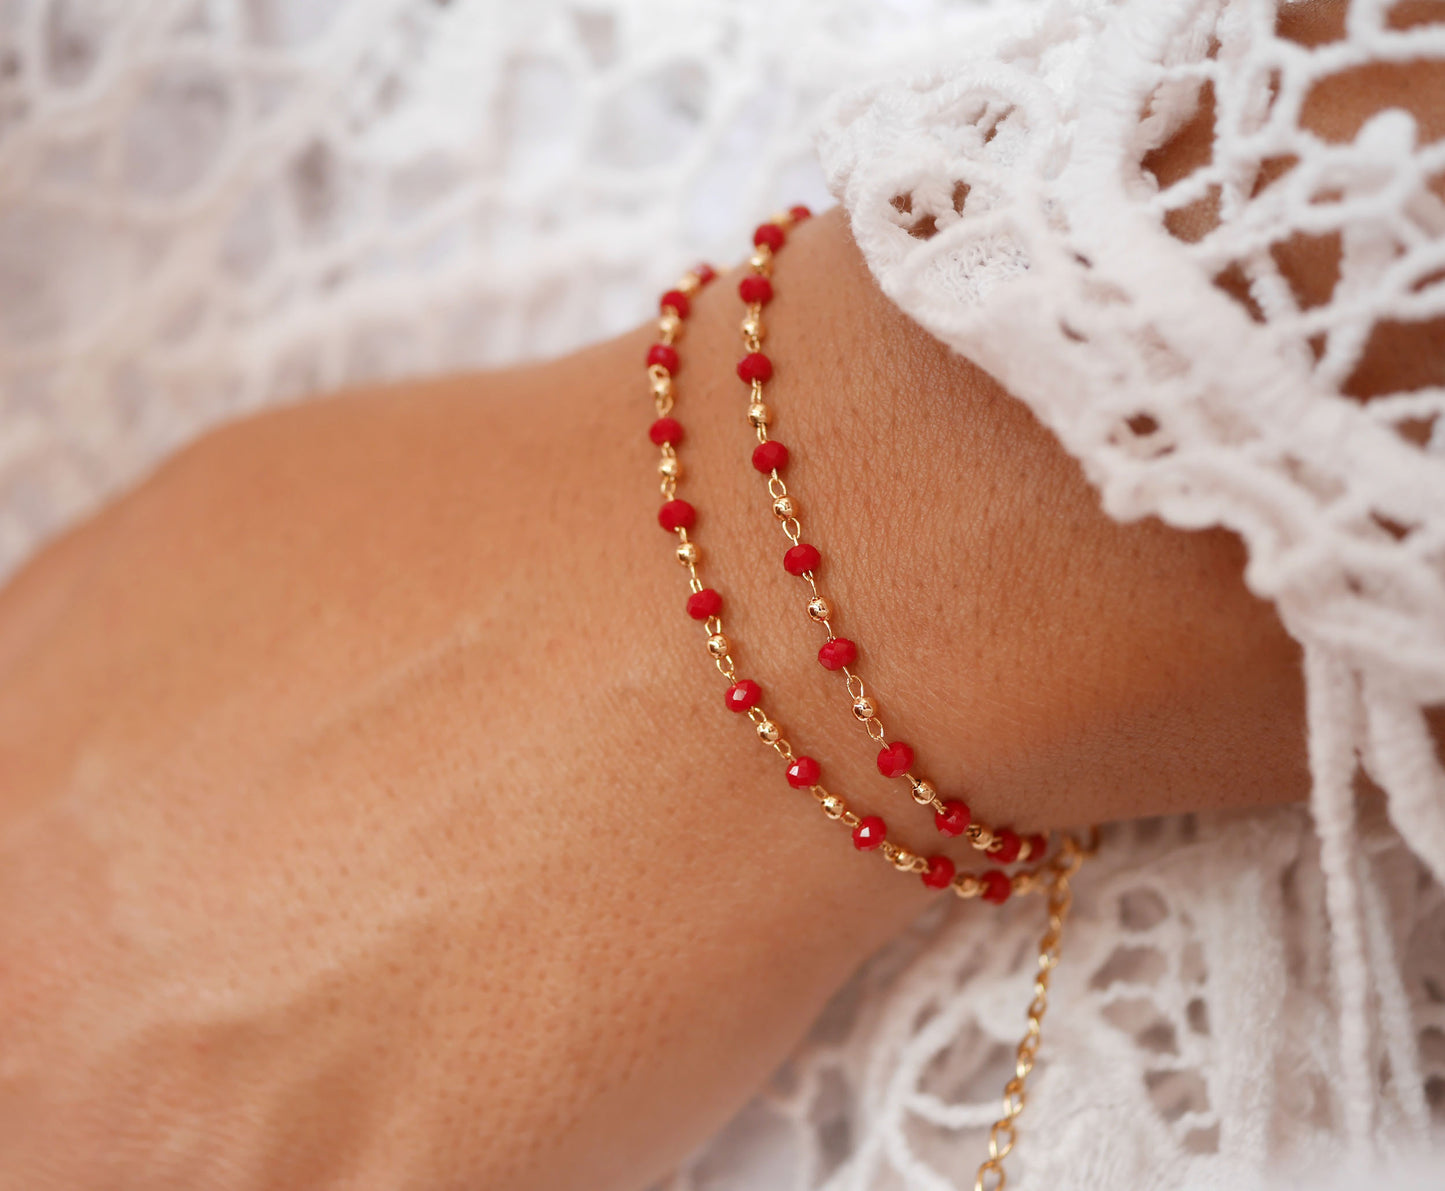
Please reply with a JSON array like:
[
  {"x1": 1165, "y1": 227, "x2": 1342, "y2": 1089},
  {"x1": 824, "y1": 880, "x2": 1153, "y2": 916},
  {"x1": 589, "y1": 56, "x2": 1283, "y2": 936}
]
[{"x1": 661, "y1": 207, "x2": 1307, "y2": 832}]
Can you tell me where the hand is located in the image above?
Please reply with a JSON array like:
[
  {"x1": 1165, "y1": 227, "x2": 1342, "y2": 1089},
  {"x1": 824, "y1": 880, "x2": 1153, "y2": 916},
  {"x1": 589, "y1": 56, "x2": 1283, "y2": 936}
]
[{"x1": 0, "y1": 211, "x2": 1305, "y2": 1189}]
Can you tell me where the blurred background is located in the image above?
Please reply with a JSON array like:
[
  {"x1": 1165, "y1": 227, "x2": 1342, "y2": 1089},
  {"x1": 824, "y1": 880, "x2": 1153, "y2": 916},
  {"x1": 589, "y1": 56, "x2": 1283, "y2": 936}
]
[{"x1": 0, "y1": 0, "x2": 1001, "y2": 583}]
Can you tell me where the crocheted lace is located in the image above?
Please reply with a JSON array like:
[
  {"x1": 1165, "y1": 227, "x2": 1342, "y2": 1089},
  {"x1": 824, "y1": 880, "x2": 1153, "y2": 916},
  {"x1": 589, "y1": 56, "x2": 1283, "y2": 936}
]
[
  {"x1": 0, "y1": 1, "x2": 1441, "y2": 1187},
  {"x1": 813, "y1": 0, "x2": 1445, "y2": 1184}
]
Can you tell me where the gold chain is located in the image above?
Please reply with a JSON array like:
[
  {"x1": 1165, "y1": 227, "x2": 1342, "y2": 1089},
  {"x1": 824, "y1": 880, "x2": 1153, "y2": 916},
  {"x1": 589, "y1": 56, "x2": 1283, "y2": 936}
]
[
  {"x1": 734, "y1": 219, "x2": 1039, "y2": 867},
  {"x1": 646, "y1": 253, "x2": 1063, "y2": 900},
  {"x1": 974, "y1": 830, "x2": 1095, "y2": 1191},
  {"x1": 645, "y1": 212, "x2": 1099, "y2": 1185}
]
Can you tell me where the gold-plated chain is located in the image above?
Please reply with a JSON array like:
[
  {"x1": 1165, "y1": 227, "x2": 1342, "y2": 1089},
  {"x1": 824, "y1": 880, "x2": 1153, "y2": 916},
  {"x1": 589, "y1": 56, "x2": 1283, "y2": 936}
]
[
  {"x1": 974, "y1": 831, "x2": 1095, "y2": 1191},
  {"x1": 647, "y1": 261, "x2": 1069, "y2": 901},
  {"x1": 735, "y1": 215, "x2": 1042, "y2": 868}
]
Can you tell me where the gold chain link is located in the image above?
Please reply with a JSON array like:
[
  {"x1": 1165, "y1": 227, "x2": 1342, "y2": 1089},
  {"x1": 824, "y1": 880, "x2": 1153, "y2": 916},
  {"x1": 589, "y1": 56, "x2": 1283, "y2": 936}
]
[{"x1": 973, "y1": 831, "x2": 1095, "y2": 1191}]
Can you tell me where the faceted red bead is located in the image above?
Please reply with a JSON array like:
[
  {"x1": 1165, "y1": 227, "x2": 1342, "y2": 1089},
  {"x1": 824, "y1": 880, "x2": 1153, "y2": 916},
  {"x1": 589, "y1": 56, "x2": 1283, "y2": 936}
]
[
  {"x1": 754, "y1": 223, "x2": 785, "y2": 251},
  {"x1": 786, "y1": 756, "x2": 821, "y2": 788},
  {"x1": 852, "y1": 815, "x2": 886, "y2": 850},
  {"x1": 817, "y1": 637, "x2": 857, "y2": 671},
  {"x1": 935, "y1": 799, "x2": 971, "y2": 837},
  {"x1": 752, "y1": 440, "x2": 789, "y2": 472},
  {"x1": 981, "y1": 870, "x2": 1012, "y2": 905},
  {"x1": 649, "y1": 416, "x2": 684, "y2": 446},
  {"x1": 1024, "y1": 833, "x2": 1048, "y2": 862},
  {"x1": 686, "y1": 588, "x2": 722, "y2": 620},
  {"x1": 784, "y1": 543, "x2": 821, "y2": 575},
  {"x1": 658, "y1": 500, "x2": 696, "y2": 532},
  {"x1": 922, "y1": 855, "x2": 956, "y2": 890},
  {"x1": 991, "y1": 828, "x2": 1022, "y2": 865},
  {"x1": 693, "y1": 263, "x2": 717, "y2": 285},
  {"x1": 725, "y1": 679, "x2": 761, "y2": 712},
  {"x1": 660, "y1": 289, "x2": 691, "y2": 318},
  {"x1": 876, "y1": 741, "x2": 915, "y2": 778},
  {"x1": 739, "y1": 275, "x2": 774, "y2": 305},
  {"x1": 737, "y1": 352, "x2": 773, "y2": 383},
  {"x1": 789, "y1": 204, "x2": 813, "y2": 222},
  {"x1": 647, "y1": 343, "x2": 680, "y2": 373}
]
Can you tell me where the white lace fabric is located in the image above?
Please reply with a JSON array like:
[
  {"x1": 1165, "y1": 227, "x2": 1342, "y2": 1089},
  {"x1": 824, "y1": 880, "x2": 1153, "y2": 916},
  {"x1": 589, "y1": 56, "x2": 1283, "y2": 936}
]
[
  {"x1": 1, "y1": 2, "x2": 1442, "y2": 1189},
  {"x1": 810, "y1": 0, "x2": 1445, "y2": 1184}
]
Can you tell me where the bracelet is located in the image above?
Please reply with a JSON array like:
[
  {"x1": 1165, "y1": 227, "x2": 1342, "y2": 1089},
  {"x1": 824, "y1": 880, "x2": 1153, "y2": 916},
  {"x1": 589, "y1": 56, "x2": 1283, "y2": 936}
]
[
  {"x1": 641, "y1": 206, "x2": 1098, "y2": 1191},
  {"x1": 735, "y1": 213, "x2": 1044, "y2": 864},
  {"x1": 646, "y1": 222, "x2": 1054, "y2": 902},
  {"x1": 650, "y1": 252, "x2": 1046, "y2": 901}
]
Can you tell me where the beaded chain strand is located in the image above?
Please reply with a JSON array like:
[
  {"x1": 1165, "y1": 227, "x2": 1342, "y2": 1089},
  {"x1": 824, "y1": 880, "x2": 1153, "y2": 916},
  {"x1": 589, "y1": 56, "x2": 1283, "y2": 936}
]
[
  {"x1": 641, "y1": 206, "x2": 1096, "y2": 1191},
  {"x1": 646, "y1": 255, "x2": 1056, "y2": 902},
  {"x1": 734, "y1": 210, "x2": 1046, "y2": 870},
  {"x1": 727, "y1": 212, "x2": 1101, "y2": 1191}
]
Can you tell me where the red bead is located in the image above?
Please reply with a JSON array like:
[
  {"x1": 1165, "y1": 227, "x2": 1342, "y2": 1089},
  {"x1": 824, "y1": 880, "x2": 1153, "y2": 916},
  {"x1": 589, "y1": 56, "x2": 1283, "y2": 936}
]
[
  {"x1": 786, "y1": 756, "x2": 821, "y2": 788},
  {"x1": 737, "y1": 352, "x2": 773, "y2": 383},
  {"x1": 647, "y1": 343, "x2": 680, "y2": 373},
  {"x1": 649, "y1": 416, "x2": 684, "y2": 446},
  {"x1": 739, "y1": 275, "x2": 774, "y2": 305},
  {"x1": 754, "y1": 223, "x2": 785, "y2": 251},
  {"x1": 876, "y1": 742, "x2": 914, "y2": 778},
  {"x1": 992, "y1": 828, "x2": 1022, "y2": 865},
  {"x1": 922, "y1": 855, "x2": 956, "y2": 890},
  {"x1": 725, "y1": 679, "x2": 761, "y2": 713},
  {"x1": 752, "y1": 440, "x2": 789, "y2": 472},
  {"x1": 935, "y1": 799, "x2": 971, "y2": 837},
  {"x1": 686, "y1": 588, "x2": 722, "y2": 620},
  {"x1": 817, "y1": 637, "x2": 857, "y2": 671},
  {"x1": 693, "y1": 263, "x2": 717, "y2": 285},
  {"x1": 852, "y1": 815, "x2": 886, "y2": 850},
  {"x1": 981, "y1": 870, "x2": 1012, "y2": 904},
  {"x1": 784, "y1": 543, "x2": 820, "y2": 576},
  {"x1": 660, "y1": 289, "x2": 691, "y2": 318},
  {"x1": 788, "y1": 204, "x2": 812, "y2": 222},
  {"x1": 658, "y1": 499, "x2": 696, "y2": 532},
  {"x1": 1024, "y1": 833, "x2": 1048, "y2": 862}
]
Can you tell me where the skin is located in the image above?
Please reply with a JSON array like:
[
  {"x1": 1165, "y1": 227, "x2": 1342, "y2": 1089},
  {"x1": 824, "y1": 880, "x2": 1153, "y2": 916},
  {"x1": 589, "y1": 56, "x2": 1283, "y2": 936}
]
[{"x1": 0, "y1": 209, "x2": 1308, "y2": 1190}]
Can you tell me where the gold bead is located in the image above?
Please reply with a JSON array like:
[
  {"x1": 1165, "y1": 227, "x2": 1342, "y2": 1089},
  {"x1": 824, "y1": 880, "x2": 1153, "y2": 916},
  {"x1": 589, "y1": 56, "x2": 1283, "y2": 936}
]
[
  {"x1": 676, "y1": 541, "x2": 699, "y2": 566},
  {"x1": 658, "y1": 455, "x2": 681, "y2": 479},
  {"x1": 772, "y1": 495, "x2": 796, "y2": 519},
  {"x1": 890, "y1": 849, "x2": 917, "y2": 872},
  {"x1": 706, "y1": 633, "x2": 730, "y2": 658},
  {"x1": 807, "y1": 597, "x2": 831, "y2": 621},
  {"x1": 852, "y1": 696, "x2": 876, "y2": 721},
  {"x1": 756, "y1": 719, "x2": 781, "y2": 744},
  {"x1": 749, "y1": 249, "x2": 771, "y2": 271},
  {"x1": 955, "y1": 875, "x2": 981, "y2": 899},
  {"x1": 911, "y1": 779, "x2": 937, "y2": 806},
  {"x1": 651, "y1": 372, "x2": 672, "y2": 400},
  {"x1": 659, "y1": 312, "x2": 682, "y2": 339},
  {"x1": 742, "y1": 314, "x2": 764, "y2": 340},
  {"x1": 677, "y1": 273, "x2": 701, "y2": 295},
  {"x1": 820, "y1": 795, "x2": 845, "y2": 819},
  {"x1": 747, "y1": 402, "x2": 770, "y2": 428}
]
